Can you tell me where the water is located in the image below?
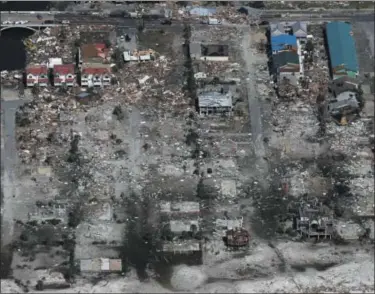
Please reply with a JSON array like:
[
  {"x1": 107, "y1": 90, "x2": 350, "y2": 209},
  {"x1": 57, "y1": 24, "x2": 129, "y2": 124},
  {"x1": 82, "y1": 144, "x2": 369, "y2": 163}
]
[
  {"x1": 0, "y1": 1, "x2": 50, "y2": 11},
  {"x1": 0, "y1": 1, "x2": 50, "y2": 71}
]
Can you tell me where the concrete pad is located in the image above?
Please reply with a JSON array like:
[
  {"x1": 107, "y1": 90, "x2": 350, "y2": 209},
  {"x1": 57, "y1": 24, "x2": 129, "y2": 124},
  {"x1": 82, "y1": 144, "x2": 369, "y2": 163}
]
[
  {"x1": 335, "y1": 221, "x2": 364, "y2": 240},
  {"x1": 221, "y1": 179, "x2": 237, "y2": 198},
  {"x1": 363, "y1": 100, "x2": 374, "y2": 117},
  {"x1": 362, "y1": 84, "x2": 371, "y2": 94},
  {"x1": 37, "y1": 166, "x2": 52, "y2": 176}
]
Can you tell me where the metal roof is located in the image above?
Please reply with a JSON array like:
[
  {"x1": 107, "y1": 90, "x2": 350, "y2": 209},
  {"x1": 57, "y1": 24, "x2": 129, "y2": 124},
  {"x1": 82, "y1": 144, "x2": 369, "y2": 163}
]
[
  {"x1": 326, "y1": 22, "x2": 359, "y2": 73},
  {"x1": 271, "y1": 34, "x2": 297, "y2": 52}
]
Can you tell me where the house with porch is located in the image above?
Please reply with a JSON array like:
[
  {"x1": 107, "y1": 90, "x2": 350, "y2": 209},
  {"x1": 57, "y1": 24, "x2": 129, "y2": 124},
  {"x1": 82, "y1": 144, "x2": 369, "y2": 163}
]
[
  {"x1": 53, "y1": 64, "x2": 76, "y2": 87},
  {"x1": 25, "y1": 64, "x2": 49, "y2": 87},
  {"x1": 80, "y1": 64, "x2": 112, "y2": 87}
]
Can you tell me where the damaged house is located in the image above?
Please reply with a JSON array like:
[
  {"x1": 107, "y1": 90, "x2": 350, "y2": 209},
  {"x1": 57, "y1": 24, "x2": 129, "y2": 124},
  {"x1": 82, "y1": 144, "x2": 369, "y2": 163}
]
[
  {"x1": 159, "y1": 201, "x2": 202, "y2": 255},
  {"x1": 327, "y1": 91, "x2": 359, "y2": 117},
  {"x1": 190, "y1": 43, "x2": 229, "y2": 61},
  {"x1": 80, "y1": 258, "x2": 122, "y2": 273},
  {"x1": 198, "y1": 86, "x2": 233, "y2": 115},
  {"x1": 325, "y1": 21, "x2": 359, "y2": 80},
  {"x1": 25, "y1": 64, "x2": 48, "y2": 87},
  {"x1": 77, "y1": 43, "x2": 111, "y2": 68},
  {"x1": 294, "y1": 203, "x2": 334, "y2": 240},
  {"x1": 123, "y1": 49, "x2": 156, "y2": 62},
  {"x1": 329, "y1": 76, "x2": 360, "y2": 97},
  {"x1": 160, "y1": 201, "x2": 200, "y2": 215},
  {"x1": 201, "y1": 44, "x2": 229, "y2": 61}
]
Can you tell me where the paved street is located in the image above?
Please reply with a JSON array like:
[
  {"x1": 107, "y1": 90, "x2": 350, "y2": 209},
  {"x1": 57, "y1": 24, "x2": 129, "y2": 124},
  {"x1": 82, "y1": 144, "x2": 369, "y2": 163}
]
[
  {"x1": 1, "y1": 89, "x2": 29, "y2": 248},
  {"x1": 1, "y1": 12, "x2": 54, "y2": 24},
  {"x1": 241, "y1": 30, "x2": 269, "y2": 190}
]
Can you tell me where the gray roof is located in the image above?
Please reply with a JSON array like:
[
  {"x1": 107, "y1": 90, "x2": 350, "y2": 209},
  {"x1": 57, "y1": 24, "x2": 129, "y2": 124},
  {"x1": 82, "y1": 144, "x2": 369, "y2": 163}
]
[
  {"x1": 291, "y1": 21, "x2": 307, "y2": 37},
  {"x1": 328, "y1": 91, "x2": 359, "y2": 113},
  {"x1": 201, "y1": 45, "x2": 229, "y2": 57},
  {"x1": 270, "y1": 22, "x2": 285, "y2": 36},
  {"x1": 332, "y1": 75, "x2": 360, "y2": 85},
  {"x1": 189, "y1": 43, "x2": 201, "y2": 55},
  {"x1": 198, "y1": 91, "x2": 233, "y2": 108}
]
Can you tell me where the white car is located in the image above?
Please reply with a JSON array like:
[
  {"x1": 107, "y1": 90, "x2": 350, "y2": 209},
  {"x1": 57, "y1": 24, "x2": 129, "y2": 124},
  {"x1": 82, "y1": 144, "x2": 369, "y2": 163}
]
[
  {"x1": 2, "y1": 20, "x2": 13, "y2": 25},
  {"x1": 15, "y1": 20, "x2": 28, "y2": 24},
  {"x1": 62, "y1": 20, "x2": 70, "y2": 24}
]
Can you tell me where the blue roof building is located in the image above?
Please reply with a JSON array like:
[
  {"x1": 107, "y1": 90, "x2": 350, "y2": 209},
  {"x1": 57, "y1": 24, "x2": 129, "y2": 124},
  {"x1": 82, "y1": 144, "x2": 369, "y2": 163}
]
[
  {"x1": 271, "y1": 34, "x2": 297, "y2": 53},
  {"x1": 325, "y1": 22, "x2": 359, "y2": 79}
]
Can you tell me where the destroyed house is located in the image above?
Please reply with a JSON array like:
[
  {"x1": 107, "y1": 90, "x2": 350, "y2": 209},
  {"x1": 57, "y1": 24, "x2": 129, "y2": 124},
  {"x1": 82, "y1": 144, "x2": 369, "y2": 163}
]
[
  {"x1": 198, "y1": 87, "x2": 233, "y2": 115},
  {"x1": 201, "y1": 44, "x2": 229, "y2": 61},
  {"x1": 81, "y1": 64, "x2": 111, "y2": 87},
  {"x1": 326, "y1": 22, "x2": 359, "y2": 79},
  {"x1": 28, "y1": 203, "x2": 68, "y2": 224},
  {"x1": 329, "y1": 75, "x2": 360, "y2": 97},
  {"x1": 216, "y1": 217, "x2": 243, "y2": 231},
  {"x1": 294, "y1": 205, "x2": 333, "y2": 239},
  {"x1": 78, "y1": 43, "x2": 110, "y2": 66},
  {"x1": 123, "y1": 49, "x2": 155, "y2": 62},
  {"x1": 160, "y1": 201, "x2": 200, "y2": 215},
  {"x1": 26, "y1": 65, "x2": 48, "y2": 87},
  {"x1": 161, "y1": 240, "x2": 202, "y2": 254},
  {"x1": 271, "y1": 34, "x2": 297, "y2": 54},
  {"x1": 327, "y1": 91, "x2": 359, "y2": 116},
  {"x1": 80, "y1": 258, "x2": 122, "y2": 272},
  {"x1": 273, "y1": 51, "x2": 300, "y2": 74},
  {"x1": 168, "y1": 220, "x2": 200, "y2": 235},
  {"x1": 53, "y1": 64, "x2": 75, "y2": 86}
]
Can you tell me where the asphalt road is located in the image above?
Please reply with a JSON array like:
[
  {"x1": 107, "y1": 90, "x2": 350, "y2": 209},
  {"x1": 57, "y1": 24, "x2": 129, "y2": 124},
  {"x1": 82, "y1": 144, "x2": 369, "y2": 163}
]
[{"x1": 1, "y1": 89, "x2": 29, "y2": 249}]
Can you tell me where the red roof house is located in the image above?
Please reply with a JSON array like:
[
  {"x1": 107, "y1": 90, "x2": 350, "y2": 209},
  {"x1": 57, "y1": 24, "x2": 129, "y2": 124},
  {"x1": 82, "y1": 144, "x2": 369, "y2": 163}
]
[
  {"x1": 81, "y1": 64, "x2": 112, "y2": 87},
  {"x1": 26, "y1": 65, "x2": 48, "y2": 87},
  {"x1": 53, "y1": 64, "x2": 75, "y2": 86}
]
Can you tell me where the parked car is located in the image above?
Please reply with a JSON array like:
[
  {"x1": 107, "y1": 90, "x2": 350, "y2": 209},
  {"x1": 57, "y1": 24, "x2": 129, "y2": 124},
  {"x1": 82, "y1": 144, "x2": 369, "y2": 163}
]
[
  {"x1": 44, "y1": 20, "x2": 55, "y2": 24},
  {"x1": 62, "y1": 20, "x2": 70, "y2": 24},
  {"x1": 2, "y1": 20, "x2": 13, "y2": 25}
]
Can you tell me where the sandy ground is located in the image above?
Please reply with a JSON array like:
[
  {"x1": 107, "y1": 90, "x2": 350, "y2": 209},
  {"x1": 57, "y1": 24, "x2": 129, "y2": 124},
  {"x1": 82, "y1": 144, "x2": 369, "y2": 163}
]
[{"x1": 359, "y1": 21, "x2": 374, "y2": 57}]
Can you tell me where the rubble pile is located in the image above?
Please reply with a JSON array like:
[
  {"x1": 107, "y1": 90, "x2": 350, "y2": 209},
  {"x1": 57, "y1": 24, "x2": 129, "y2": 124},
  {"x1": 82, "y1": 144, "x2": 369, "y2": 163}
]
[
  {"x1": 25, "y1": 27, "x2": 77, "y2": 64},
  {"x1": 113, "y1": 57, "x2": 187, "y2": 108},
  {"x1": 215, "y1": 6, "x2": 249, "y2": 25},
  {"x1": 0, "y1": 70, "x2": 23, "y2": 88},
  {"x1": 191, "y1": 26, "x2": 242, "y2": 44}
]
